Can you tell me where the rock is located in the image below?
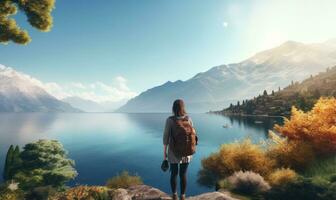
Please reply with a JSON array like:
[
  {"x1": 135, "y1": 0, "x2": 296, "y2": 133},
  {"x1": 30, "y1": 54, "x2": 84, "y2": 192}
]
[
  {"x1": 127, "y1": 185, "x2": 171, "y2": 200},
  {"x1": 109, "y1": 185, "x2": 240, "y2": 200},
  {"x1": 111, "y1": 188, "x2": 131, "y2": 200},
  {"x1": 186, "y1": 191, "x2": 239, "y2": 200}
]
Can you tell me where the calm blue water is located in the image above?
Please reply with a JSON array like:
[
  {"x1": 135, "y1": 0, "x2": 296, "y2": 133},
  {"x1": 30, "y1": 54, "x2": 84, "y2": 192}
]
[{"x1": 0, "y1": 113, "x2": 282, "y2": 195}]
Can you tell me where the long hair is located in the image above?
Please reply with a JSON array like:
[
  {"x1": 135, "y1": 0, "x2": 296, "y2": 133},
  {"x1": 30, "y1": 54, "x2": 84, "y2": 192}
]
[{"x1": 172, "y1": 99, "x2": 187, "y2": 117}]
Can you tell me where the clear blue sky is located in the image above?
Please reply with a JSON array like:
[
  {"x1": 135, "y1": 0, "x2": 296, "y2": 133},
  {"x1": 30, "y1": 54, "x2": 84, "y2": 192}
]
[{"x1": 1, "y1": 0, "x2": 336, "y2": 102}]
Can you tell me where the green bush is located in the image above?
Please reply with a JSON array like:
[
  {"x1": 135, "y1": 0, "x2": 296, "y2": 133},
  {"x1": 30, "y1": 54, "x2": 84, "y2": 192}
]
[
  {"x1": 264, "y1": 177, "x2": 333, "y2": 200},
  {"x1": 320, "y1": 182, "x2": 336, "y2": 200},
  {"x1": 304, "y1": 156, "x2": 336, "y2": 179},
  {"x1": 13, "y1": 140, "x2": 77, "y2": 190},
  {"x1": 106, "y1": 171, "x2": 143, "y2": 189},
  {"x1": 25, "y1": 186, "x2": 58, "y2": 200}
]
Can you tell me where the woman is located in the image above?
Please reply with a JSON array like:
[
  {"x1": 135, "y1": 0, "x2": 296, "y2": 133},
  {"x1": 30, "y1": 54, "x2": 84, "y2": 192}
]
[{"x1": 163, "y1": 99, "x2": 194, "y2": 200}]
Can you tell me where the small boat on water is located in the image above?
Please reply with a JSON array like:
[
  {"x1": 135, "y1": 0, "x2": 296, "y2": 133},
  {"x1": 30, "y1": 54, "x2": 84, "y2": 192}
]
[
  {"x1": 223, "y1": 124, "x2": 230, "y2": 128},
  {"x1": 254, "y1": 121, "x2": 263, "y2": 124}
]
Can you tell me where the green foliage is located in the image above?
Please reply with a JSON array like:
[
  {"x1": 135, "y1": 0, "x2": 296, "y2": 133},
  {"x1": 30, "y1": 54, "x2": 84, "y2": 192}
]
[
  {"x1": 13, "y1": 140, "x2": 77, "y2": 190},
  {"x1": 3, "y1": 145, "x2": 14, "y2": 180},
  {"x1": 304, "y1": 157, "x2": 336, "y2": 179},
  {"x1": 3, "y1": 145, "x2": 21, "y2": 181},
  {"x1": 0, "y1": 0, "x2": 55, "y2": 44},
  {"x1": 25, "y1": 186, "x2": 58, "y2": 200},
  {"x1": 264, "y1": 177, "x2": 333, "y2": 200},
  {"x1": 106, "y1": 171, "x2": 143, "y2": 189}
]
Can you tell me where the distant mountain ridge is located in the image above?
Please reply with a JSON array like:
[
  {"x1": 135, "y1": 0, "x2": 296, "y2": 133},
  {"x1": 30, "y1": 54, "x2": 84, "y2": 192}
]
[
  {"x1": 117, "y1": 39, "x2": 336, "y2": 113},
  {"x1": 62, "y1": 96, "x2": 126, "y2": 112},
  {"x1": 217, "y1": 66, "x2": 336, "y2": 116},
  {"x1": 0, "y1": 65, "x2": 81, "y2": 112}
]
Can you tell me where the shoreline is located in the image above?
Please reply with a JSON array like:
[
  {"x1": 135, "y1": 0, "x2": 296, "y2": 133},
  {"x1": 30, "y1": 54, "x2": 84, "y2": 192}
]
[{"x1": 208, "y1": 112, "x2": 286, "y2": 119}]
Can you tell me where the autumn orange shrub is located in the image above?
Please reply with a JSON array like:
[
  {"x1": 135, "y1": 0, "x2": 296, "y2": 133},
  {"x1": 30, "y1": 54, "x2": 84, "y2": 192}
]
[
  {"x1": 267, "y1": 139, "x2": 315, "y2": 170},
  {"x1": 201, "y1": 140, "x2": 275, "y2": 179},
  {"x1": 275, "y1": 97, "x2": 336, "y2": 155},
  {"x1": 268, "y1": 168, "x2": 298, "y2": 186}
]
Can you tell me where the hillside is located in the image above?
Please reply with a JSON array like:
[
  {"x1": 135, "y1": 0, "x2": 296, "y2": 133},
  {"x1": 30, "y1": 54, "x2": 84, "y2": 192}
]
[
  {"x1": 216, "y1": 66, "x2": 336, "y2": 116},
  {"x1": 117, "y1": 40, "x2": 336, "y2": 113},
  {"x1": 0, "y1": 65, "x2": 81, "y2": 112}
]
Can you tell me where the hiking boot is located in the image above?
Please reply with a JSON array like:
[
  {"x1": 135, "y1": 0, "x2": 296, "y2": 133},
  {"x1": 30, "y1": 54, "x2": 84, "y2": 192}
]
[
  {"x1": 172, "y1": 193, "x2": 178, "y2": 200},
  {"x1": 180, "y1": 194, "x2": 186, "y2": 200}
]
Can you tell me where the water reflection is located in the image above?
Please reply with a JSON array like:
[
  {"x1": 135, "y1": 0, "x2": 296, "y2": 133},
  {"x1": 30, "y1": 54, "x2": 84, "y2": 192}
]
[
  {"x1": 226, "y1": 115, "x2": 284, "y2": 137},
  {"x1": 0, "y1": 113, "x2": 57, "y2": 146}
]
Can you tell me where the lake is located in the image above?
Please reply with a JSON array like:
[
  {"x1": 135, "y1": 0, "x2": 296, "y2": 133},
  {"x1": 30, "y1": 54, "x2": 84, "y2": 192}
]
[{"x1": 0, "y1": 113, "x2": 283, "y2": 196}]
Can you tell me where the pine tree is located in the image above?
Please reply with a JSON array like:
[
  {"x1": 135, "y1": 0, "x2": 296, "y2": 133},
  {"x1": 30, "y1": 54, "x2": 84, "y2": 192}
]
[
  {"x1": 3, "y1": 145, "x2": 14, "y2": 180},
  {"x1": 263, "y1": 90, "x2": 268, "y2": 96},
  {"x1": 9, "y1": 145, "x2": 21, "y2": 179},
  {"x1": 272, "y1": 90, "x2": 275, "y2": 96},
  {"x1": 0, "y1": 0, "x2": 56, "y2": 44}
]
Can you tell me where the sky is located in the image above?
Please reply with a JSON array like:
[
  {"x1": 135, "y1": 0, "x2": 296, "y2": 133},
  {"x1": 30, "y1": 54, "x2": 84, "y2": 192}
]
[{"x1": 1, "y1": 0, "x2": 336, "y2": 103}]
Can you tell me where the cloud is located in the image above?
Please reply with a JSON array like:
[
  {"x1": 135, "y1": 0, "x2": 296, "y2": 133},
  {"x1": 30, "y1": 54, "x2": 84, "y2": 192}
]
[
  {"x1": 42, "y1": 77, "x2": 137, "y2": 103},
  {"x1": 0, "y1": 65, "x2": 137, "y2": 104}
]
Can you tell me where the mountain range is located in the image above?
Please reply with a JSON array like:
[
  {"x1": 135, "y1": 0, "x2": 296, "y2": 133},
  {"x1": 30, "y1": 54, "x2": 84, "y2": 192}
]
[
  {"x1": 0, "y1": 65, "x2": 80, "y2": 112},
  {"x1": 117, "y1": 39, "x2": 336, "y2": 113},
  {"x1": 62, "y1": 96, "x2": 126, "y2": 113},
  {"x1": 2, "y1": 39, "x2": 336, "y2": 113}
]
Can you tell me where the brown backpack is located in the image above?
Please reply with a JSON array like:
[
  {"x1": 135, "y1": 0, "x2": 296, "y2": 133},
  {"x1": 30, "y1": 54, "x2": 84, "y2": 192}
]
[{"x1": 169, "y1": 116, "x2": 198, "y2": 157}]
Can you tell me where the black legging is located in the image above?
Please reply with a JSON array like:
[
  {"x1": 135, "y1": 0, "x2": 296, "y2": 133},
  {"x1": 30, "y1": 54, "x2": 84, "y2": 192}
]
[{"x1": 170, "y1": 163, "x2": 189, "y2": 195}]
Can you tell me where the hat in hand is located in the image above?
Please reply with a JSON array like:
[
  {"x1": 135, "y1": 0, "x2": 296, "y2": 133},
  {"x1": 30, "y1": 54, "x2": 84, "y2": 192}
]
[{"x1": 161, "y1": 160, "x2": 169, "y2": 172}]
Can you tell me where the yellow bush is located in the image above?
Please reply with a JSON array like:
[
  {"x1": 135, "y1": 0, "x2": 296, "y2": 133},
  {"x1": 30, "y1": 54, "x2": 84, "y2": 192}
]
[
  {"x1": 201, "y1": 140, "x2": 275, "y2": 179},
  {"x1": 268, "y1": 168, "x2": 298, "y2": 186},
  {"x1": 267, "y1": 140, "x2": 315, "y2": 170},
  {"x1": 275, "y1": 97, "x2": 336, "y2": 155},
  {"x1": 0, "y1": 187, "x2": 24, "y2": 200},
  {"x1": 106, "y1": 171, "x2": 143, "y2": 189},
  {"x1": 58, "y1": 186, "x2": 108, "y2": 200}
]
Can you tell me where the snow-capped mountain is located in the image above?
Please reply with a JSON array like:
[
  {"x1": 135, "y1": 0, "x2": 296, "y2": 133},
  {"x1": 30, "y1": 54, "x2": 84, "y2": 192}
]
[
  {"x1": 0, "y1": 65, "x2": 81, "y2": 112},
  {"x1": 117, "y1": 40, "x2": 336, "y2": 113}
]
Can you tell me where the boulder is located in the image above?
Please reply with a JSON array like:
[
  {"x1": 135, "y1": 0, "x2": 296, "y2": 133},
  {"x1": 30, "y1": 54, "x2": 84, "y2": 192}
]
[
  {"x1": 110, "y1": 188, "x2": 131, "y2": 200},
  {"x1": 128, "y1": 185, "x2": 171, "y2": 200},
  {"x1": 186, "y1": 191, "x2": 238, "y2": 200}
]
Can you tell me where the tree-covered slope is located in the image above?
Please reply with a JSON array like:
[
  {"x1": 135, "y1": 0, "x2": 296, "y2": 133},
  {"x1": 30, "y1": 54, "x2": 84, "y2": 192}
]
[{"x1": 216, "y1": 66, "x2": 336, "y2": 116}]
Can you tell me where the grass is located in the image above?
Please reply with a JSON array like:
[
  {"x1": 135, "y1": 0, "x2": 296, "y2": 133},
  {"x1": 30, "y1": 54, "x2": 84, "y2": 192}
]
[
  {"x1": 106, "y1": 171, "x2": 143, "y2": 189},
  {"x1": 303, "y1": 156, "x2": 336, "y2": 179}
]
